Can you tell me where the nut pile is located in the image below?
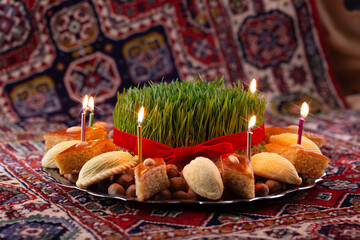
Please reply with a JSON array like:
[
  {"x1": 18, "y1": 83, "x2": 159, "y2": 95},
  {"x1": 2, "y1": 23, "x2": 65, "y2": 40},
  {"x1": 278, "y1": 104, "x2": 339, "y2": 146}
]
[{"x1": 63, "y1": 165, "x2": 296, "y2": 201}]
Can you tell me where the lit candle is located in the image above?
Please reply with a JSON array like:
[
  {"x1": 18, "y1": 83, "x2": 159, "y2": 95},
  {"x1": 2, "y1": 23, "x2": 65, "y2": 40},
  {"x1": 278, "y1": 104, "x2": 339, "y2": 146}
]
[
  {"x1": 88, "y1": 96, "x2": 95, "y2": 127},
  {"x1": 81, "y1": 95, "x2": 89, "y2": 142},
  {"x1": 247, "y1": 115, "x2": 256, "y2": 161},
  {"x1": 250, "y1": 78, "x2": 257, "y2": 94},
  {"x1": 137, "y1": 106, "x2": 145, "y2": 163},
  {"x1": 297, "y1": 102, "x2": 309, "y2": 144}
]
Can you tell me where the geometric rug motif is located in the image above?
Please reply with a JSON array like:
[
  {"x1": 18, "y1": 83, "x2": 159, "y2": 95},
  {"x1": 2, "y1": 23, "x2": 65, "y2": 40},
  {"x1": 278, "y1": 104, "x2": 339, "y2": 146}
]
[
  {"x1": 1, "y1": 110, "x2": 360, "y2": 239},
  {"x1": 1, "y1": 0, "x2": 347, "y2": 123},
  {"x1": 0, "y1": 215, "x2": 96, "y2": 240}
]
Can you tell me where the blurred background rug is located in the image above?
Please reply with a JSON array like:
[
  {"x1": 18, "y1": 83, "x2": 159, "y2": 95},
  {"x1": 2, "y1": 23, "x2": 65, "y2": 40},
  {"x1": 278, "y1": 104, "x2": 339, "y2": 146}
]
[{"x1": 0, "y1": 0, "x2": 347, "y2": 124}]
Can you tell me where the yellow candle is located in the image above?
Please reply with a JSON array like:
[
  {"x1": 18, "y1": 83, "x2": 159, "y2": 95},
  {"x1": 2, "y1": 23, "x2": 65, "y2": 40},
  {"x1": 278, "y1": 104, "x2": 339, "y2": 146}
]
[{"x1": 137, "y1": 106, "x2": 145, "y2": 163}]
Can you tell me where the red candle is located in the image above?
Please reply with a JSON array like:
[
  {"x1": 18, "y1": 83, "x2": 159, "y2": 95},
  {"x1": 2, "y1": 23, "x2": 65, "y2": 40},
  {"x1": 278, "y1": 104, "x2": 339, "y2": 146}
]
[
  {"x1": 137, "y1": 106, "x2": 145, "y2": 163},
  {"x1": 297, "y1": 102, "x2": 309, "y2": 144},
  {"x1": 81, "y1": 95, "x2": 89, "y2": 142}
]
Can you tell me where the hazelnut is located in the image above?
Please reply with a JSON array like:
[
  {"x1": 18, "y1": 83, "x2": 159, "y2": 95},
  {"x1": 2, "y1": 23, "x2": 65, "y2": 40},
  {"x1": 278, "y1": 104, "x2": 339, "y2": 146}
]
[
  {"x1": 126, "y1": 184, "x2": 136, "y2": 197},
  {"x1": 228, "y1": 155, "x2": 239, "y2": 164},
  {"x1": 265, "y1": 179, "x2": 282, "y2": 194},
  {"x1": 114, "y1": 174, "x2": 134, "y2": 189},
  {"x1": 154, "y1": 189, "x2": 172, "y2": 200},
  {"x1": 143, "y1": 158, "x2": 155, "y2": 166},
  {"x1": 166, "y1": 164, "x2": 179, "y2": 178},
  {"x1": 169, "y1": 177, "x2": 186, "y2": 192},
  {"x1": 108, "y1": 183, "x2": 125, "y2": 196},
  {"x1": 173, "y1": 190, "x2": 187, "y2": 200},
  {"x1": 255, "y1": 183, "x2": 269, "y2": 197}
]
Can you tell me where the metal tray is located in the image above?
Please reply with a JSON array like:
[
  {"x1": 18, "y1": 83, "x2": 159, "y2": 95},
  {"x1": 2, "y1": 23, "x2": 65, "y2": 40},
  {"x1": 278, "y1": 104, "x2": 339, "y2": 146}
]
[{"x1": 43, "y1": 168, "x2": 324, "y2": 205}]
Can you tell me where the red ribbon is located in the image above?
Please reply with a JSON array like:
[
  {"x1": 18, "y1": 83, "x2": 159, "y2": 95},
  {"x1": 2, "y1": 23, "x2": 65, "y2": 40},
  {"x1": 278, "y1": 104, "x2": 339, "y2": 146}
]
[{"x1": 113, "y1": 123, "x2": 265, "y2": 167}]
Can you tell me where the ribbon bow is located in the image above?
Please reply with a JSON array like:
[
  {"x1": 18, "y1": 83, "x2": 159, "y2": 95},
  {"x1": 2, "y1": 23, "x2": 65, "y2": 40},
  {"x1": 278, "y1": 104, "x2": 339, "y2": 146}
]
[{"x1": 113, "y1": 123, "x2": 265, "y2": 167}]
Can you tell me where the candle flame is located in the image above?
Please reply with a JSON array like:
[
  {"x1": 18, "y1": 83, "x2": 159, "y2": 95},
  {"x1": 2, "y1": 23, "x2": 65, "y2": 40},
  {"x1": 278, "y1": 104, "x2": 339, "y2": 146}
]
[
  {"x1": 300, "y1": 102, "x2": 309, "y2": 118},
  {"x1": 138, "y1": 106, "x2": 144, "y2": 125},
  {"x1": 250, "y1": 78, "x2": 257, "y2": 94},
  {"x1": 82, "y1": 95, "x2": 88, "y2": 111},
  {"x1": 248, "y1": 115, "x2": 256, "y2": 130},
  {"x1": 88, "y1": 97, "x2": 94, "y2": 112}
]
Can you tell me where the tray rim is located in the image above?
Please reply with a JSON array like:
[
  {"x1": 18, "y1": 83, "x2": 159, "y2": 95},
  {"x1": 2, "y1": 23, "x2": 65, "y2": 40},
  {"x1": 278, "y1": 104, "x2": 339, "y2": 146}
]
[{"x1": 43, "y1": 167, "x2": 324, "y2": 205}]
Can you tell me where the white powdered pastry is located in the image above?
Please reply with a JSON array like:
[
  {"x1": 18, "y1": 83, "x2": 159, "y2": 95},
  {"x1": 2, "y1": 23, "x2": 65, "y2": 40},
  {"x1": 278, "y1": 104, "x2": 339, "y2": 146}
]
[
  {"x1": 183, "y1": 157, "x2": 224, "y2": 200},
  {"x1": 41, "y1": 140, "x2": 81, "y2": 168},
  {"x1": 76, "y1": 151, "x2": 138, "y2": 188},
  {"x1": 251, "y1": 152, "x2": 302, "y2": 185}
]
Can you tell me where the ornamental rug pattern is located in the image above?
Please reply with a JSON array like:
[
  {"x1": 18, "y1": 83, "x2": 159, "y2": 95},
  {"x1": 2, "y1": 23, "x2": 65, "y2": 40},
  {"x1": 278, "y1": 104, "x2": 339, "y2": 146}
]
[
  {"x1": 0, "y1": 0, "x2": 346, "y2": 124},
  {"x1": 0, "y1": 111, "x2": 359, "y2": 239}
]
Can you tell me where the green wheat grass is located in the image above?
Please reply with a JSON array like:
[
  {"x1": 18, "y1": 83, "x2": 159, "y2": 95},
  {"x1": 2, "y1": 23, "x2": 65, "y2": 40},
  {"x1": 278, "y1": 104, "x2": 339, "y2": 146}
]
[{"x1": 113, "y1": 77, "x2": 266, "y2": 149}]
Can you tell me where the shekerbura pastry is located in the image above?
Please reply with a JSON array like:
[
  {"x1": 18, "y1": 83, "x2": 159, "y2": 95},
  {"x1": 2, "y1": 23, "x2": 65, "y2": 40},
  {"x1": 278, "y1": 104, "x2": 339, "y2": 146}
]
[
  {"x1": 183, "y1": 157, "x2": 224, "y2": 200},
  {"x1": 41, "y1": 140, "x2": 80, "y2": 168},
  {"x1": 265, "y1": 126, "x2": 324, "y2": 147},
  {"x1": 286, "y1": 125, "x2": 324, "y2": 147},
  {"x1": 264, "y1": 143, "x2": 329, "y2": 178},
  {"x1": 76, "y1": 151, "x2": 138, "y2": 189},
  {"x1": 269, "y1": 133, "x2": 322, "y2": 154},
  {"x1": 251, "y1": 152, "x2": 302, "y2": 185}
]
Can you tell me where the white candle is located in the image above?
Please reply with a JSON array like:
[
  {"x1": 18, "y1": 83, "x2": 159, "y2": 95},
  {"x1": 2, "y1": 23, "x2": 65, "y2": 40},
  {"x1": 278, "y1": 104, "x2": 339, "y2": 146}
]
[
  {"x1": 247, "y1": 115, "x2": 256, "y2": 161},
  {"x1": 81, "y1": 95, "x2": 89, "y2": 142}
]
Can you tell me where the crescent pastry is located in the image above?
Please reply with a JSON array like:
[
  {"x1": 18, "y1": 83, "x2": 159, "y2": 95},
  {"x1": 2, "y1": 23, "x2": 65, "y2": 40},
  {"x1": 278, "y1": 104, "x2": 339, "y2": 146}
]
[
  {"x1": 269, "y1": 133, "x2": 322, "y2": 154},
  {"x1": 286, "y1": 125, "x2": 324, "y2": 147},
  {"x1": 251, "y1": 152, "x2": 302, "y2": 185},
  {"x1": 77, "y1": 151, "x2": 138, "y2": 189},
  {"x1": 183, "y1": 157, "x2": 224, "y2": 200},
  {"x1": 265, "y1": 126, "x2": 324, "y2": 147},
  {"x1": 264, "y1": 143, "x2": 329, "y2": 178},
  {"x1": 41, "y1": 140, "x2": 81, "y2": 168}
]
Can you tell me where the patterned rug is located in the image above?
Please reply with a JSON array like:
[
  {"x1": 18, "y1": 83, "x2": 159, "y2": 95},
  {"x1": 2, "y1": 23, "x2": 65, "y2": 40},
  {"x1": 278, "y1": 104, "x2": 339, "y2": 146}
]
[
  {"x1": 0, "y1": 110, "x2": 360, "y2": 239},
  {"x1": 1, "y1": 0, "x2": 359, "y2": 238},
  {"x1": 0, "y1": 0, "x2": 347, "y2": 124}
]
